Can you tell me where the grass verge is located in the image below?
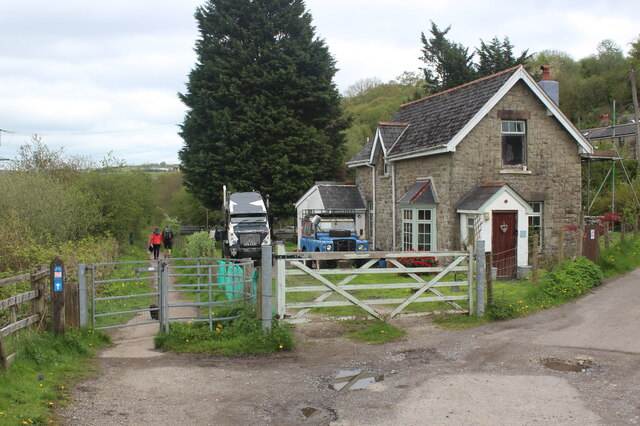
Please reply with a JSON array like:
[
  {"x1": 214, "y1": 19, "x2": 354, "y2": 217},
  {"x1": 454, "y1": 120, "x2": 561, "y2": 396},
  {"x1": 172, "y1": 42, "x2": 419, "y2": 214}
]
[
  {"x1": 153, "y1": 311, "x2": 294, "y2": 355},
  {"x1": 0, "y1": 329, "x2": 110, "y2": 425}
]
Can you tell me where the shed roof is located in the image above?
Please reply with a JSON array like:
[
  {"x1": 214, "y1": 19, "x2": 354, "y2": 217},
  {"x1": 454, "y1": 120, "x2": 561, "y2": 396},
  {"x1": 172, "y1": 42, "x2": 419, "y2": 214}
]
[
  {"x1": 581, "y1": 123, "x2": 637, "y2": 141},
  {"x1": 317, "y1": 184, "x2": 366, "y2": 210}
]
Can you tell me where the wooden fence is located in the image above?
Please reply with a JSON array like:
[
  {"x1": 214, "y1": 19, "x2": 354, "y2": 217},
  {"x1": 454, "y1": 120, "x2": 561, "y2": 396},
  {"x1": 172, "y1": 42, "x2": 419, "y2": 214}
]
[{"x1": 0, "y1": 265, "x2": 48, "y2": 370}]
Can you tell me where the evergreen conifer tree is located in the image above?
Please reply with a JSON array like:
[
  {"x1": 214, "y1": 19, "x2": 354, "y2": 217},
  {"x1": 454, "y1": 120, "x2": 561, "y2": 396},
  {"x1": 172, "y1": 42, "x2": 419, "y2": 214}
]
[{"x1": 179, "y1": 0, "x2": 346, "y2": 217}]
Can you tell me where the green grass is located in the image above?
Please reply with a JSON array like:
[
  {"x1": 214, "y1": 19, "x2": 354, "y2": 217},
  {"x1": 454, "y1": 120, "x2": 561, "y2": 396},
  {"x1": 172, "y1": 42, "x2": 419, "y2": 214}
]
[
  {"x1": 597, "y1": 236, "x2": 640, "y2": 277},
  {"x1": 153, "y1": 312, "x2": 293, "y2": 355},
  {"x1": 342, "y1": 320, "x2": 406, "y2": 344},
  {"x1": 284, "y1": 267, "x2": 470, "y2": 318},
  {"x1": 0, "y1": 329, "x2": 110, "y2": 425}
]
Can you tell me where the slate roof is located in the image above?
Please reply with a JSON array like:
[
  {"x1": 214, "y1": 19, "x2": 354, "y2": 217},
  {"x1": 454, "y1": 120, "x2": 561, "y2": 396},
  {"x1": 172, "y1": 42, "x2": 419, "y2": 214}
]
[
  {"x1": 388, "y1": 67, "x2": 518, "y2": 157},
  {"x1": 397, "y1": 179, "x2": 438, "y2": 204},
  {"x1": 348, "y1": 66, "x2": 521, "y2": 164},
  {"x1": 455, "y1": 183, "x2": 509, "y2": 211},
  {"x1": 317, "y1": 183, "x2": 366, "y2": 210},
  {"x1": 581, "y1": 123, "x2": 637, "y2": 141},
  {"x1": 379, "y1": 122, "x2": 409, "y2": 153}
]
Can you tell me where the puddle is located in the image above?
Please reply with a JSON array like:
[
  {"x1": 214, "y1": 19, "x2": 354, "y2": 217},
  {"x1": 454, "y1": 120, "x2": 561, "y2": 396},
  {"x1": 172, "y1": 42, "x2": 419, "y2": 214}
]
[
  {"x1": 543, "y1": 358, "x2": 594, "y2": 372},
  {"x1": 301, "y1": 407, "x2": 317, "y2": 418},
  {"x1": 329, "y1": 370, "x2": 384, "y2": 391}
]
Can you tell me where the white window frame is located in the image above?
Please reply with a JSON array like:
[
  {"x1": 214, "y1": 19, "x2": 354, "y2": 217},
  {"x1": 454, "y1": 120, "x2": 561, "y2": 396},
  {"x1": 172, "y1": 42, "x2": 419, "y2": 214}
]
[
  {"x1": 401, "y1": 205, "x2": 436, "y2": 251},
  {"x1": 501, "y1": 120, "x2": 527, "y2": 168},
  {"x1": 528, "y1": 201, "x2": 543, "y2": 248}
]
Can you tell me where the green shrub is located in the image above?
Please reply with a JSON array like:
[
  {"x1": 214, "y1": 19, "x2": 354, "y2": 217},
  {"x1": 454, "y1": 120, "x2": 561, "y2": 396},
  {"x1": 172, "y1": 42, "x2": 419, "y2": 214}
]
[
  {"x1": 184, "y1": 231, "x2": 216, "y2": 259},
  {"x1": 540, "y1": 257, "x2": 603, "y2": 301}
]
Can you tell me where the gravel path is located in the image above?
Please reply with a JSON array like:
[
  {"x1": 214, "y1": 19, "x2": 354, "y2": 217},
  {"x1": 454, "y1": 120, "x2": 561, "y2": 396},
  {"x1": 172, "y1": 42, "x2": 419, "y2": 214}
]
[{"x1": 59, "y1": 268, "x2": 640, "y2": 425}]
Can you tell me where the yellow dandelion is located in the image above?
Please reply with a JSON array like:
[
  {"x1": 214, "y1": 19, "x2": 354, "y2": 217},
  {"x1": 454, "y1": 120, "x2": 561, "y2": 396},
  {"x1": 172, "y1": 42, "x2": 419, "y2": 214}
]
[
  {"x1": 380, "y1": 330, "x2": 385, "y2": 333},
  {"x1": 0, "y1": 411, "x2": 4, "y2": 415},
  {"x1": 185, "y1": 339, "x2": 190, "y2": 343},
  {"x1": 48, "y1": 402, "x2": 54, "y2": 407},
  {"x1": 187, "y1": 320, "x2": 192, "y2": 324},
  {"x1": 39, "y1": 384, "x2": 43, "y2": 387},
  {"x1": 60, "y1": 386, "x2": 64, "y2": 390},
  {"x1": 89, "y1": 344, "x2": 93, "y2": 347},
  {"x1": 278, "y1": 345, "x2": 283, "y2": 349}
]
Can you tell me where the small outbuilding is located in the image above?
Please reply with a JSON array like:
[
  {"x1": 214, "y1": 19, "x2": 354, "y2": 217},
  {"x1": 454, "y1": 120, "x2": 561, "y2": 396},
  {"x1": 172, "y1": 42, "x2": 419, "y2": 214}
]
[{"x1": 294, "y1": 182, "x2": 367, "y2": 248}]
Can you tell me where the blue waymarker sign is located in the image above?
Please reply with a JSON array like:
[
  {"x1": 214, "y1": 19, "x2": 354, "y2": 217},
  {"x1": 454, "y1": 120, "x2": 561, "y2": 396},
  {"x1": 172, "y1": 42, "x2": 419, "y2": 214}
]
[{"x1": 54, "y1": 265, "x2": 63, "y2": 292}]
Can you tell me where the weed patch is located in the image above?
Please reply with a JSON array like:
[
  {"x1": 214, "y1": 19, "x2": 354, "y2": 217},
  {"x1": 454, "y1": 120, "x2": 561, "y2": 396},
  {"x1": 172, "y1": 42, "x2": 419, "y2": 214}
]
[
  {"x1": 154, "y1": 312, "x2": 294, "y2": 355},
  {"x1": 343, "y1": 321, "x2": 406, "y2": 344}
]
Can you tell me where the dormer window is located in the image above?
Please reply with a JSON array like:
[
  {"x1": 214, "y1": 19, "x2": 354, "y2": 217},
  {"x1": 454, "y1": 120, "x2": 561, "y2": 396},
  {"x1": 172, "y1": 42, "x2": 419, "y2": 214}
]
[{"x1": 501, "y1": 120, "x2": 526, "y2": 167}]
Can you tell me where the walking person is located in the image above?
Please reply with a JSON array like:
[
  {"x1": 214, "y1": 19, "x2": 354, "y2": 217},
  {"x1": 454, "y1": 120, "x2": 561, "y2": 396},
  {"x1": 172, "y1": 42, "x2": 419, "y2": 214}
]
[
  {"x1": 148, "y1": 228, "x2": 164, "y2": 260},
  {"x1": 162, "y1": 225, "x2": 174, "y2": 258}
]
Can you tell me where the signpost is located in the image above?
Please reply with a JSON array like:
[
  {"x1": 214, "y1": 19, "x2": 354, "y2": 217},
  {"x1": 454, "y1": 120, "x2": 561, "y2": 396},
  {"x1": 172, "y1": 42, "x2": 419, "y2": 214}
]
[{"x1": 51, "y1": 257, "x2": 65, "y2": 334}]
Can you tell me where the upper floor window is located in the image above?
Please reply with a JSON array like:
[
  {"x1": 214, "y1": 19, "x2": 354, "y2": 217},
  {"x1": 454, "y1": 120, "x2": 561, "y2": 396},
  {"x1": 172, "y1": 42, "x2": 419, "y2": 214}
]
[{"x1": 501, "y1": 120, "x2": 526, "y2": 167}]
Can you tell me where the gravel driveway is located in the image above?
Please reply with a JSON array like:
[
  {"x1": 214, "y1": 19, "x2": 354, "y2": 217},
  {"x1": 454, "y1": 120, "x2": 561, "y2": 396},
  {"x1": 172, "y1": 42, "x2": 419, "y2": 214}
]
[{"x1": 59, "y1": 269, "x2": 640, "y2": 425}]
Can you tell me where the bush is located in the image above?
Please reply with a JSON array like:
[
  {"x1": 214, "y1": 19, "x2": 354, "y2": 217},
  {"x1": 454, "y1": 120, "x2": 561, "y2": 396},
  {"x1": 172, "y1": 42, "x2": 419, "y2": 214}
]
[
  {"x1": 540, "y1": 257, "x2": 603, "y2": 301},
  {"x1": 184, "y1": 231, "x2": 216, "y2": 258}
]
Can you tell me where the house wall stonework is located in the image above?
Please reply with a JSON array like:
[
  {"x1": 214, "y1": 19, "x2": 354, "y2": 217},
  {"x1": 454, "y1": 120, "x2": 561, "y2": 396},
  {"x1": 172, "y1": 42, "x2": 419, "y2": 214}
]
[{"x1": 356, "y1": 80, "x2": 583, "y2": 257}]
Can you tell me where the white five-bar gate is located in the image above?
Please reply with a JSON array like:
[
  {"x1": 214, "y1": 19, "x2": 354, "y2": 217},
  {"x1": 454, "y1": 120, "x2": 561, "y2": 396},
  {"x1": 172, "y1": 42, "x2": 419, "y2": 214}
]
[{"x1": 273, "y1": 245, "x2": 474, "y2": 323}]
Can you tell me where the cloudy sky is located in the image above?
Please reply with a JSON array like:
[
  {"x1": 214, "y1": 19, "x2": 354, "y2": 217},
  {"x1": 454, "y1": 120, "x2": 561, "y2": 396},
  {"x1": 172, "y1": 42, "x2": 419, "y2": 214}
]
[{"x1": 0, "y1": 0, "x2": 638, "y2": 165}]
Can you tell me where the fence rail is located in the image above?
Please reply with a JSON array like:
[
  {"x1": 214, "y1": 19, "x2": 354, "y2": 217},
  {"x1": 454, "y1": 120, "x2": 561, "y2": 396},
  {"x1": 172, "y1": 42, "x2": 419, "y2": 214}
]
[{"x1": 0, "y1": 265, "x2": 48, "y2": 370}]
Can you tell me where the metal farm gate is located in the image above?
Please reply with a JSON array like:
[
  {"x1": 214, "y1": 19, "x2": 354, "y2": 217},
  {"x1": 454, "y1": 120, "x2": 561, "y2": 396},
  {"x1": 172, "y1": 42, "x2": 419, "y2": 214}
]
[
  {"x1": 85, "y1": 258, "x2": 255, "y2": 332},
  {"x1": 274, "y1": 245, "x2": 474, "y2": 323}
]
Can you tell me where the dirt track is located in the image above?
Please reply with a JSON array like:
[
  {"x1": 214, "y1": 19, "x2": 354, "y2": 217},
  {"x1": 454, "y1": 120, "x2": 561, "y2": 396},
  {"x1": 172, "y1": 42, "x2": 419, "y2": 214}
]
[{"x1": 60, "y1": 269, "x2": 640, "y2": 425}]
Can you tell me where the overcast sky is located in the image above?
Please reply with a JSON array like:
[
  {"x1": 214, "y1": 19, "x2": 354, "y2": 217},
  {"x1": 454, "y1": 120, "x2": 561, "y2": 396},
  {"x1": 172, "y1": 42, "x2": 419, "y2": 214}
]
[{"x1": 0, "y1": 0, "x2": 638, "y2": 165}]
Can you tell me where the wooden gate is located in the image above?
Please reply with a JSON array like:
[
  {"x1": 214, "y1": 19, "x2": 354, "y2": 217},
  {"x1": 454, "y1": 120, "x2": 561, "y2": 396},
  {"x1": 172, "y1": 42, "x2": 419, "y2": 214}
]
[
  {"x1": 492, "y1": 211, "x2": 517, "y2": 278},
  {"x1": 274, "y1": 246, "x2": 473, "y2": 323}
]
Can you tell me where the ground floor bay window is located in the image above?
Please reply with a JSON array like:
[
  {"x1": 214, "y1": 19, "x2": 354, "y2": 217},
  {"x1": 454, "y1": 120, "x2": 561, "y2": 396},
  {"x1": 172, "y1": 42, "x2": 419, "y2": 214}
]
[{"x1": 401, "y1": 206, "x2": 436, "y2": 251}]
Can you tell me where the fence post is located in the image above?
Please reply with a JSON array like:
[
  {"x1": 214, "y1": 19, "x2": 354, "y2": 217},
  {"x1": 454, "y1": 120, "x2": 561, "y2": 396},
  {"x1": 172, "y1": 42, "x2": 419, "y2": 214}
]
[
  {"x1": 51, "y1": 257, "x2": 66, "y2": 334},
  {"x1": 31, "y1": 265, "x2": 46, "y2": 330},
  {"x1": 532, "y1": 234, "x2": 539, "y2": 284},
  {"x1": 274, "y1": 242, "x2": 286, "y2": 319},
  {"x1": 160, "y1": 260, "x2": 169, "y2": 333},
  {"x1": 475, "y1": 241, "x2": 486, "y2": 316},
  {"x1": 467, "y1": 244, "x2": 474, "y2": 316},
  {"x1": 604, "y1": 224, "x2": 610, "y2": 248},
  {"x1": 485, "y1": 251, "x2": 493, "y2": 306},
  {"x1": 261, "y1": 244, "x2": 273, "y2": 334},
  {"x1": 78, "y1": 264, "x2": 88, "y2": 328}
]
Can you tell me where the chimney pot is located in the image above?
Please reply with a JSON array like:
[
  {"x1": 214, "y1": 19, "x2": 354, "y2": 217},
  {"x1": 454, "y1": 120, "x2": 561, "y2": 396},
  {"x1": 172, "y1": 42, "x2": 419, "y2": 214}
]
[{"x1": 540, "y1": 65, "x2": 552, "y2": 81}]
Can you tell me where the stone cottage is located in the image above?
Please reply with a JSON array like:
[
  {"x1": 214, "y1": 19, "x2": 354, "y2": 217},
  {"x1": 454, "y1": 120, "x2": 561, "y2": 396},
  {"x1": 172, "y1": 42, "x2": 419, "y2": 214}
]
[{"x1": 347, "y1": 65, "x2": 594, "y2": 277}]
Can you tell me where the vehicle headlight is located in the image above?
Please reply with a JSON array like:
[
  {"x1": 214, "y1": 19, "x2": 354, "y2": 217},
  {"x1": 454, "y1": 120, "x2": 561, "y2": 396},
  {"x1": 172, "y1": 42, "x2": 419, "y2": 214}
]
[
  {"x1": 357, "y1": 244, "x2": 365, "y2": 251},
  {"x1": 325, "y1": 244, "x2": 333, "y2": 251}
]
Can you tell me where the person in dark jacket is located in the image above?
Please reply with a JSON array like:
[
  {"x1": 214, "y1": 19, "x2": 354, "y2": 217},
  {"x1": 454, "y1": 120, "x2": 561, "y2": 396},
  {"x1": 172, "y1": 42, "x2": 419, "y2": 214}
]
[
  {"x1": 162, "y1": 225, "x2": 174, "y2": 258},
  {"x1": 148, "y1": 228, "x2": 163, "y2": 260}
]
